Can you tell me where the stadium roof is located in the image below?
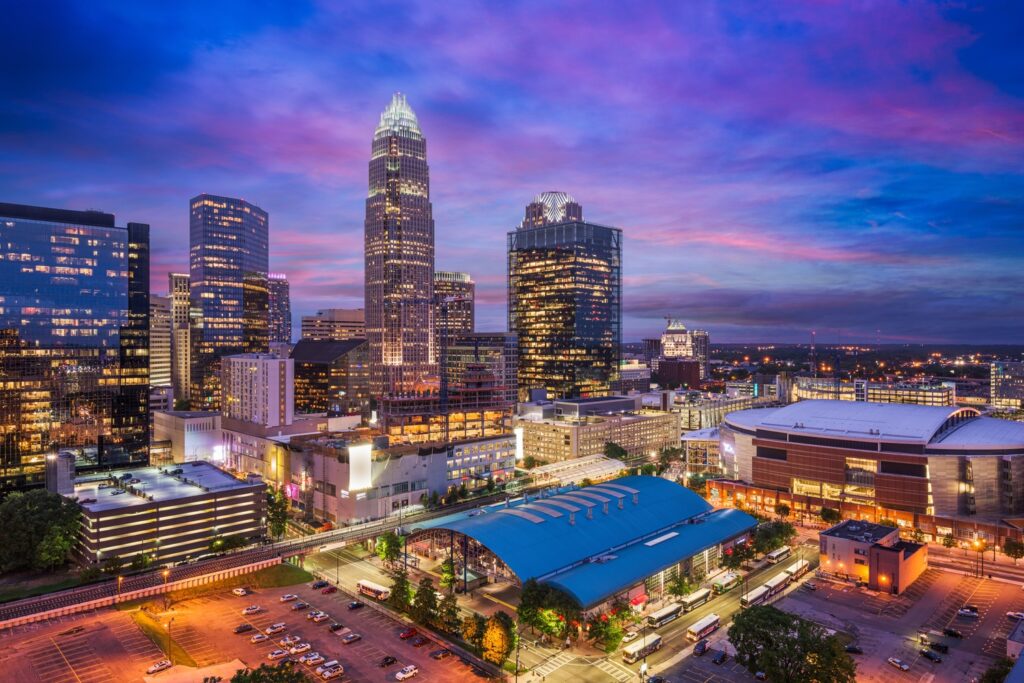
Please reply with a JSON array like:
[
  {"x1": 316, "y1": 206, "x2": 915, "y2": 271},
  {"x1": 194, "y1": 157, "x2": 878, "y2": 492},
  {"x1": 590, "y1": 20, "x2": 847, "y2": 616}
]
[
  {"x1": 724, "y1": 400, "x2": 981, "y2": 444},
  {"x1": 410, "y1": 476, "x2": 756, "y2": 607}
]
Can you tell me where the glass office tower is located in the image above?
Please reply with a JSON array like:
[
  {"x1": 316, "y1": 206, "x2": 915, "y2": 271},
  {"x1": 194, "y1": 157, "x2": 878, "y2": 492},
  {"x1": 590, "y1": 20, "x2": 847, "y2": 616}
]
[
  {"x1": 0, "y1": 202, "x2": 150, "y2": 492},
  {"x1": 189, "y1": 194, "x2": 269, "y2": 409},
  {"x1": 267, "y1": 272, "x2": 292, "y2": 344},
  {"x1": 508, "y1": 193, "x2": 621, "y2": 400}
]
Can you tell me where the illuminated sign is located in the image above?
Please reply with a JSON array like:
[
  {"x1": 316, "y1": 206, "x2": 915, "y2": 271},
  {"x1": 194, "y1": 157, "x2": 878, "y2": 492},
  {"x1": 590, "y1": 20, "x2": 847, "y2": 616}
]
[{"x1": 349, "y1": 443, "x2": 373, "y2": 491}]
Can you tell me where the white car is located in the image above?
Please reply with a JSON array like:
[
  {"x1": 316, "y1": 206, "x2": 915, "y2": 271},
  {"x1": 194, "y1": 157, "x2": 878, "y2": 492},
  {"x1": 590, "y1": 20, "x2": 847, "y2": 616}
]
[
  {"x1": 299, "y1": 652, "x2": 324, "y2": 665},
  {"x1": 267, "y1": 649, "x2": 289, "y2": 661},
  {"x1": 321, "y1": 667, "x2": 344, "y2": 681},
  {"x1": 1008, "y1": 611, "x2": 1024, "y2": 620},
  {"x1": 957, "y1": 608, "x2": 980, "y2": 618},
  {"x1": 622, "y1": 629, "x2": 640, "y2": 643},
  {"x1": 232, "y1": 587, "x2": 249, "y2": 597},
  {"x1": 250, "y1": 633, "x2": 269, "y2": 644},
  {"x1": 242, "y1": 605, "x2": 261, "y2": 615},
  {"x1": 280, "y1": 593, "x2": 299, "y2": 602},
  {"x1": 312, "y1": 612, "x2": 330, "y2": 623},
  {"x1": 290, "y1": 642, "x2": 312, "y2": 655},
  {"x1": 887, "y1": 657, "x2": 910, "y2": 671},
  {"x1": 396, "y1": 664, "x2": 420, "y2": 680},
  {"x1": 316, "y1": 661, "x2": 342, "y2": 676},
  {"x1": 265, "y1": 623, "x2": 287, "y2": 635},
  {"x1": 341, "y1": 632, "x2": 362, "y2": 644},
  {"x1": 306, "y1": 610, "x2": 324, "y2": 621},
  {"x1": 278, "y1": 635, "x2": 301, "y2": 647},
  {"x1": 146, "y1": 659, "x2": 172, "y2": 675}
]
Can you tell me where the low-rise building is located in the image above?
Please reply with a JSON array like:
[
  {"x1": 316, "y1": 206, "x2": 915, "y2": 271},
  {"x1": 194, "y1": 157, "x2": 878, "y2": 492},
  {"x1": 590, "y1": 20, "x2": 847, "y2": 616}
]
[
  {"x1": 152, "y1": 410, "x2": 222, "y2": 464},
  {"x1": 819, "y1": 519, "x2": 926, "y2": 594},
  {"x1": 681, "y1": 427, "x2": 721, "y2": 475},
  {"x1": 514, "y1": 408, "x2": 679, "y2": 463},
  {"x1": 70, "y1": 462, "x2": 266, "y2": 565},
  {"x1": 793, "y1": 376, "x2": 955, "y2": 406}
]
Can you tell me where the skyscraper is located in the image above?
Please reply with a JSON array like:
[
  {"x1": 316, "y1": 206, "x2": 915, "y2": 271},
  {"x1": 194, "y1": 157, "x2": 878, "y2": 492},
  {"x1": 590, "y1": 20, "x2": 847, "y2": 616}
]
[
  {"x1": 992, "y1": 362, "x2": 1024, "y2": 409},
  {"x1": 268, "y1": 272, "x2": 292, "y2": 344},
  {"x1": 301, "y1": 308, "x2": 365, "y2": 341},
  {"x1": 150, "y1": 295, "x2": 172, "y2": 387},
  {"x1": 508, "y1": 192, "x2": 621, "y2": 400},
  {"x1": 168, "y1": 272, "x2": 191, "y2": 403},
  {"x1": 364, "y1": 93, "x2": 436, "y2": 396},
  {"x1": 661, "y1": 319, "x2": 710, "y2": 379},
  {"x1": 434, "y1": 271, "x2": 475, "y2": 341},
  {"x1": 0, "y1": 202, "x2": 150, "y2": 491},
  {"x1": 189, "y1": 194, "x2": 269, "y2": 408}
]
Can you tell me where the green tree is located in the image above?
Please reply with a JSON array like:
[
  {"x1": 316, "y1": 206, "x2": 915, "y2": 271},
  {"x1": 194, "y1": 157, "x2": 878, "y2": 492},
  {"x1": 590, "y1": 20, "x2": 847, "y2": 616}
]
[
  {"x1": 878, "y1": 517, "x2": 897, "y2": 529},
  {"x1": 979, "y1": 657, "x2": 1015, "y2": 683},
  {"x1": 820, "y1": 507, "x2": 842, "y2": 525},
  {"x1": 78, "y1": 565, "x2": 102, "y2": 583},
  {"x1": 686, "y1": 473, "x2": 708, "y2": 495},
  {"x1": 0, "y1": 489, "x2": 81, "y2": 573},
  {"x1": 376, "y1": 531, "x2": 403, "y2": 568},
  {"x1": 729, "y1": 605, "x2": 856, "y2": 683},
  {"x1": 774, "y1": 502, "x2": 790, "y2": 519},
  {"x1": 517, "y1": 578, "x2": 581, "y2": 637},
  {"x1": 438, "y1": 591, "x2": 461, "y2": 633},
  {"x1": 130, "y1": 553, "x2": 152, "y2": 570},
  {"x1": 227, "y1": 662, "x2": 305, "y2": 682},
  {"x1": 485, "y1": 476, "x2": 496, "y2": 493},
  {"x1": 1004, "y1": 538, "x2": 1024, "y2": 565},
  {"x1": 911, "y1": 528, "x2": 925, "y2": 543},
  {"x1": 942, "y1": 533, "x2": 956, "y2": 549},
  {"x1": 411, "y1": 576, "x2": 439, "y2": 626},
  {"x1": 603, "y1": 442, "x2": 629, "y2": 460},
  {"x1": 102, "y1": 555, "x2": 124, "y2": 575},
  {"x1": 579, "y1": 478, "x2": 594, "y2": 488},
  {"x1": 439, "y1": 555, "x2": 457, "y2": 592},
  {"x1": 482, "y1": 611, "x2": 515, "y2": 665},
  {"x1": 722, "y1": 542, "x2": 754, "y2": 570},
  {"x1": 462, "y1": 613, "x2": 487, "y2": 650},
  {"x1": 265, "y1": 488, "x2": 288, "y2": 540},
  {"x1": 667, "y1": 573, "x2": 693, "y2": 597},
  {"x1": 388, "y1": 569, "x2": 412, "y2": 612},
  {"x1": 639, "y1": 463, "x2": 657, "y2": 476}
]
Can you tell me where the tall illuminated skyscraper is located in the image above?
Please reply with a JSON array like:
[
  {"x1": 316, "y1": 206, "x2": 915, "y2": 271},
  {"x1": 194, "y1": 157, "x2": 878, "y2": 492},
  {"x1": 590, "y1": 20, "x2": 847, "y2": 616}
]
[
  {"x1": 150, "y1": 295, "x2": 172, "y2": 388},
  {"x1": 364, "y1": 93, "x2": 436, "y2": 396},
  {"x1": 434, "y1": 271, "x2": 474, "y2": 340},
  {"x1": 661, "y1": 319, "x2": 710, "y2": 379},
  {"x1": 267, "y1": 273, "x2": 292, "y2": 344},
  {"x1": 168, "y1": 272, "x2": 191, "y2": 402},
  {"x1": 189, "y1": 193, "x2": 269, "y2": 408},
  {"x1": 508, "y1": 192, "x2": 621, "y2": 400}
]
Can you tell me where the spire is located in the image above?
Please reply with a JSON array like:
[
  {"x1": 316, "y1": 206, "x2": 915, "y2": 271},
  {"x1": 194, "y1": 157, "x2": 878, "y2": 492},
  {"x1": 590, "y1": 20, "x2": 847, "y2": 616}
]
[{"x1": 374, "y1": 92, "x2": 422, "y2": 140}]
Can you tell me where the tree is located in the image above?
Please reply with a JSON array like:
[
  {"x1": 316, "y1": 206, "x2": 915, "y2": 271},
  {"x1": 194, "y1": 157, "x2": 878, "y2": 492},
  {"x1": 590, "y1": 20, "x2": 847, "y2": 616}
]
[
  {"x1": 439, "y1": 555, "x2": 457, "y2": 592},
  {"x1": 820, "y1": 507, "x2": 841, "y2": 525},
  {"x1": 942, "y1": 533, "x2": 956, "y2": 549},
  {"x1": 438, "y1": 591, "x2": 461, "y2": 633},
  {"x1": 722, "y1": 542, "x2": 754, "y2": 570},
  {"x1": 0, "y1": 489, "x2": 81, "y2": 573},
  {"x1": 102, "y1": 555, "x2": 125, "y2": 575},
  {"x1": 227, "y1": 662, "x2": 305, "y2": 682},
  {"x1": 639, "y1": 463, "x2": 657, "y2": 476},
  {"x1": 462, "y1": 613, "x2": 487, "y2": 650},
  {"x1": 130, "y1": 553, "x2": 153, "y2": 570},
  {"x1": 377, "y1": 531, "x2": 403, "y2": 568},
  {"x1": 729, "y1": 605, "x2": 856, "y2": 683},
  {"x1": 686, "y1": 473, "x2": 708, "y2": 495},
  {"x1": 485, "y1": 476, "x2": 496, "y2": 493},
  {"x1": 388, "y1": 569, "x2": 412, "y2": 611},
  {"x1": 1004, "y1": 538, "x2": 1024, "y2": 565},
  {"x1": 603, "y1": 442, "x2": 628, "y2": 460},
  {"x1": 579, "y1": 478, "x2": 594, "y2": 488},
  {"x1": 411, "y1": 576, "x2": 439, "y2": 626},
  {"x1": 911, "y1": 528, "x2": 925, "y2": 543},
  {"x1": 979, "y1": 658, "x2": 1015, "y2": 683},
  {"x1": 667, "y1": 573, "x2": 693, "y2": 597},
  {"x1": 517, "y1": 579, "x2": 581, "y2": 637},
  {"x1": 482, "y1": 611, "x2": 515, "y2": 665},
  {"x1": 775, "y1": 502, "x2": 790, "y2": 519},
  {"x1": 78, "y1": 565, "x2": 102, "y2": 583},
  {"x1": 878, "y1": 517, "x2": 897, "y2": 529},
  {"x1": 265, "y1": 488, "x2": 288, "y2": 540}
]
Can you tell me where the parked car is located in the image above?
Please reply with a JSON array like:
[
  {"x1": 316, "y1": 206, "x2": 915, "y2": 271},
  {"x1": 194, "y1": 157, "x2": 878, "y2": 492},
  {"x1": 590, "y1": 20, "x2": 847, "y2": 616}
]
[
  {"x1": 399, "y1": 628, "x2": 418, "y2": 640},
  {"x1": 265, "y1": 623, "x2": 286, "y2": 635},
  {"x1": 341, "y1": 632, "x2": 362, "y2": 644},
  {"x1": 1008, "y1": 612, "x2": 1024, "y2": 621},
  {"x1": 280, "y1": 594, "x2": 299, "y2": 602},
  {"x1": 307, "y1": 610, "x2": 324, "y2": 621},
  {"x1": 300, "y1": 652, "x2": 324, "y2": 666},
  {"x1": 250, "y1": 633, "x2": 269, "y2": 644},
  {"x1": 348, "y1": 600, "x2": 364, "y2": 610},
  {"x1": 267, "y1": 649, "x2": 288, "y2": 661},
  {"x1": 312, "y1": 580, "x2": 329, "y2": 589},
  {"x1": 242, "y1": 605, "x2": 262, "y2": 615},
  {"x1": 312, "y1": 612, "x2": 330, "y2": 623},
  {"x1": 622, "y1": 629, "x2": 640, "y2": 643},
  {"x1": 315, "y1": 661, "x2": 341, "y2": 676},
  {"x1": 930, "y1": 642, "x2": 949, "y2": 654},
  {"x1": 920, "y1": 649, "x2": 942, "y2": 663},
  {"x1": 844, "y1": 644, "x2": 863, "y2": 655},
  {"x1": 291, "y1": 601, "x2": 310, "y2": 611},
  {"x1": 431, "y1": 649, "x2": 452, "y2": 660},
  {"x1": 232, "y1": 587, "x2": 249, "y2": 597},
  {"x1": 957, "y1": 608, "x2": 980, "y2": 618},
  {"x1": 321, "y1": 667, "x2": 343, "y2": 681},
  {"x1": 944, "y1": 628, "x2": 964, "y2": 638},
  {"x1": 887, "y1": 657, "x2": 910, "y2": 671},
  {"x1": 290, "y1": 643, "x2": 312, "y2": 655},
  {"x1": 396, "y1": 664, "x2": 420, "y2": 680},
  {"x1": 322, "y1": 586, "x2": 338, "y2": 594},
  {"x1": 380, "y1": 655, "x2": 398, "y2": 667},
  {"x1": 278, "y1": 635, "x2": 301, "y2": 647},
  {"x1": 712, "y1": 651, "x2": 728, "y2": 665},
  {"x1": 755, "y1": 673, "x2": 767, "y2": 681},
  {"x1": 410, "y1": 635, "x2": 429, "y2": 647},
  {"x1": 646, "y1": 677, "x2": 667, "y2": 683},
  {"x1": 805, "y1": 582, "x2": 818, "y2": 591},
  {"x1": 146, "y1": 660, "x2": 172, "y2": 675},
  {"x1": 328, "y1": 622, "x2": 346, "y2": 632},
  {"x1": 963, "y1": 604, "x2": 979, "y2": 612},
  {"x1": 234, "y1": 623, "x2": 254, "y2": 634},
  {"x1": 693, "y1": 639, "x2": 709, "y2": 656}
]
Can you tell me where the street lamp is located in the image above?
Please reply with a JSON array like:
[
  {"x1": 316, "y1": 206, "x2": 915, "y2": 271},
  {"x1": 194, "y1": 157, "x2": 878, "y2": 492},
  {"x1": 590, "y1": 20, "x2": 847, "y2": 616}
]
[
  {"x1": 117, "y1": 575, "x2": 124, "y2": 599},
  {"x1": 162, "y1": 570, "x2": 170, "y2": 610},
  {"x1": 166, "y1": 617, "x2": 174, "y2": 665}
]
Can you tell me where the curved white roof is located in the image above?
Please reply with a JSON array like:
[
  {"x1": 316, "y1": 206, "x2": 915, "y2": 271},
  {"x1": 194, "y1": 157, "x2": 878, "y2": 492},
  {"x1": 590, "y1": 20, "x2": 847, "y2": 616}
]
[
  {"x1": 933, "y1": 416, "x2": 1024, "y2": 450},
  {"x1": 724, "y1": 400, "x2": 981, "y2": 444},
  {"x1": 374, "y1": 92, "x2": 422, "y2": 140}
]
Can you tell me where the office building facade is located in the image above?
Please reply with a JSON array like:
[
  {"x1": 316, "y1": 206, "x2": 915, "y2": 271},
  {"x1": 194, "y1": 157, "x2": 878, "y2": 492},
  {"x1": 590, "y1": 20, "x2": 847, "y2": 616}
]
[
  {"x1": 221, "y1": 353, "x2": 294, "y2": 428},
  {"x1": 267, "y1": 272, "x2": 292, "y2": 344},
  {"x1": 792, "y1": 376, "x2": 956, "y2": 406},
  {"x1": 168, "y1": 272, "x2": 191, "y2": 403},
  {"x1": 446, "y1": 332, "x2": 518, "y2": 406},
  {"x1": 291, "y1": 339, "x2": 371, "y2": 416},
  {"x1": 661, "y1": 319, "x2": 710, "y2": 379},
  {"x1": 364, "y1": 93, "x2": 436, "y2": 396},
  {"x1": 189, "y1": 194, "x2": 269, "y2": 409},
  {"x1": 508, "y1": 192, "x2": 621, "y2": 400},
  {"x1": 300, "y1": 308, "x2": 365, "y2": 341},
  {"x1": 0, "y1": 202, "x2": 150, "y2": 491},
  {"x1": 150, "y1": 295, "x2": 172, "y2": 388},
  {"x1": 992, "y1": 362, "x2": 1024, "y2": 410},
  {"x1": 513, "y1": 410, "x2": 680, "y2": 463},
  {"x1": 434, "y1": 271, "x2": 475, "y2": 340}
]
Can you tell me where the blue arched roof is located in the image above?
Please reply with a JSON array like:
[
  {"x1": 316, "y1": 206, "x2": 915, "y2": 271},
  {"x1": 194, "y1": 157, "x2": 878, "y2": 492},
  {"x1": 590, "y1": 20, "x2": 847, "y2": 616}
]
[{"x1": 410, "y1": 476, "x2": 757, "y2": 607}]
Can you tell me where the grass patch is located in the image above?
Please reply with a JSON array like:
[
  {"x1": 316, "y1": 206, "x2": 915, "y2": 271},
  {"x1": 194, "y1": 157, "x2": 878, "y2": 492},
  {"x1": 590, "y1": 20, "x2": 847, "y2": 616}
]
[
  {"x1": 130, "y1": 609, "x2": 198, "y2": 668},
  {"x1": 122, "y1": 562, "x2": 312, "y2": 612},
  {"x1": 0, "y1": 577, "x2": 82, "y2": 603}
]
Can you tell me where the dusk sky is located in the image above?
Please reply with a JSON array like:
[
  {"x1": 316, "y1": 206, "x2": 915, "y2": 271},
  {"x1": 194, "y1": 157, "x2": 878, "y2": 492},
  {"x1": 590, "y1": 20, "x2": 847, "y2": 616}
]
[{"x1": 2, "y1": 1, "x2": 1023, "y2": 343}]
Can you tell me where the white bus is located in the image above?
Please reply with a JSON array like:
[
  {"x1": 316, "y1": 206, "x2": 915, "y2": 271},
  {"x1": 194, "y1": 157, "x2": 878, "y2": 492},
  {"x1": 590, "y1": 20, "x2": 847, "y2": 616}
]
[
  {"x1": 740, "y1": 585, "x2": 770, "y2": 608},
  {"x1": 766, "y1": 546, "x2": 792, "y2": 564},
  {"x1": 764, "y1": 573, "x2": 790, "y2": 596},
  {"x1": 712, "y1": 572, "x2": 740, "y2": 594},
  {"x1": 686, "y1": 613, "x2": 721, "y2": 641},
  {"x1": 356, "y1": 579, "x2": 391, "y2": 601},
  {"x1": 647, "y1": 602, "x2": 683, "y2": 628},
  {"x1": 622, "y1": 634, "x2": 663, "y2": 664},
  {"x1": 681, "y1": 588, "x2": 712, "y2": 613},
  {"x1": 783, "y1": 559, "x2": 810, "y2": 581}
]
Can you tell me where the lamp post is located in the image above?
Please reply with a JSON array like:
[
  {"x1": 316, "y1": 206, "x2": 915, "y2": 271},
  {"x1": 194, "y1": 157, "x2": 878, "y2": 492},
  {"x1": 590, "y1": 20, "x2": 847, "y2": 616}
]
[
  {"x1": 117, "y1": 575, "x2": 124, "y2": 599},
  {"x1": 166, "y1": 617, "x2": 174, "y2": 665},
  {"x1": 162, "y1": 570, "x2": 170, "y2": 610}
]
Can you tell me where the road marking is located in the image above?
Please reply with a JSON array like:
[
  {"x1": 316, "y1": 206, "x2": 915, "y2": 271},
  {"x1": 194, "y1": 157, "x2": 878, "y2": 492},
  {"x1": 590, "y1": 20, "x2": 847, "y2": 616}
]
[
  {"x1": 48, "y1": 636, "x2": 82, "y2": 683},
  {"x1": 533, "y1": 651, "x2": 575, "y2": 677},
  {"x1": 592, "y1": 657, "x2": 634, "y2": 682}
]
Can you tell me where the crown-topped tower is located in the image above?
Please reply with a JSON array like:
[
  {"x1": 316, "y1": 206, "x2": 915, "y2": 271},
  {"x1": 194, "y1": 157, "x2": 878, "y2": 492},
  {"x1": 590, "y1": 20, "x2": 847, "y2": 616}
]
[{"x1": 521, "y1": 190, "x2": 584, "y2": 228}]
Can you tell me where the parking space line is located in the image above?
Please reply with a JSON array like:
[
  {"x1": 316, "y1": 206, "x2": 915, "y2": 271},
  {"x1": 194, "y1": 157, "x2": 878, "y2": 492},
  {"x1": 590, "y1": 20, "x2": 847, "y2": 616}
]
[{"x1": 48, "y1": 636, "x2": 82, "y2": 683}]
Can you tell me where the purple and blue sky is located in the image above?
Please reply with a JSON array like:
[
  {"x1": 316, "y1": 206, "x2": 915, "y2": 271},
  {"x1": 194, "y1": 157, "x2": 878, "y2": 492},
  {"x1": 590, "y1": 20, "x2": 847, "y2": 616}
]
[{"x1": 2, "y1": 1, "x2": 1023, "y2": 343}]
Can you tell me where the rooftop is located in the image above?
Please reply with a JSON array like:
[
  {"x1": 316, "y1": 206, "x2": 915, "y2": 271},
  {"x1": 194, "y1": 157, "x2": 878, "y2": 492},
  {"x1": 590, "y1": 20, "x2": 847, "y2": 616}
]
[
  {"x1": 290, "y1": 338, "x2": 367, "y2": 363},
  {"x1": 154, "y1": 410, "x2": 219, "y2": 419},
  {"x1": 931, "y1": 415, "x2": 1024, "y2": 450},
  {"x1": 71, "y1": 462, "x2": 257, "y2": 513},
  {"x1": 374, "y1": 92, "x2": 422, "y2": 140},
  {"x1": 821, "y1": 519, "x2": 897, "y2": 544}
]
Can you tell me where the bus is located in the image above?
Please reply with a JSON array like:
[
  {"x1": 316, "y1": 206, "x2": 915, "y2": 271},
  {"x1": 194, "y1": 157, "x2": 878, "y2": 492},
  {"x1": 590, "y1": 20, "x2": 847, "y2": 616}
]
[
  {"x1": 764, "y1": 573, "x2": 790, "y2": 596},
  {"x1": 681, "y1": 588, "x2": 712, "y2": 613},
  {"x1": 783, "y1": 559, "x2": 810, "y2": 581},
  {"x1": 356, "y1": 579, "x2": 391, "y2": 601},
  {"x1": 623, "y1": 634, "x2": 663, "y2": 664},
  {"x1": 647, "y1": 603, "x2": 683, "y2": 628},
  {"x1": 766, "y1": 546, "x2": 792, "y2": 564},
  {"x1": 712, "y1": 572, "x2": 741, "y2": 594},
  {"x1": 686, "y1": 613, "x2": 721, "y2": 641},
  {"x1": 740, "y1": 585, "x2": 770, "y2": 608}
]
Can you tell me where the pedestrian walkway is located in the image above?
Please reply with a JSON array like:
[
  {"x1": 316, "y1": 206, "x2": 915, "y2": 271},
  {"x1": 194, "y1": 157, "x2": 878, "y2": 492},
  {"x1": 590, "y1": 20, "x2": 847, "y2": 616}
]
[
  {"x1": 591, "y1": 656, "x2": 634, "y2": 682},
  {"x1": 532, "y1": 651, "x2": 576, "y2": 678}
]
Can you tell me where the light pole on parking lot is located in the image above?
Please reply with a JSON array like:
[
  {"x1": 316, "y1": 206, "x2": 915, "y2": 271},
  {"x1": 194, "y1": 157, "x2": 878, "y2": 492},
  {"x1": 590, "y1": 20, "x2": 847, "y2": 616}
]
[{"x1": 166, "y1": 617, "x2": 174, "y2": 665}]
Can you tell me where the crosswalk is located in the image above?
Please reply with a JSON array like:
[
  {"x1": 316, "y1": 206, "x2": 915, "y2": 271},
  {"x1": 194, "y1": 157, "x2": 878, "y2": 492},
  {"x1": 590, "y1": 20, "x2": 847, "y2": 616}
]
[
  {"x1": 591, "y1": 656, "x2": 635, "y2": 682},
  {"x1": 532, "y1": 651, "x2": 576, "y2": 678}
]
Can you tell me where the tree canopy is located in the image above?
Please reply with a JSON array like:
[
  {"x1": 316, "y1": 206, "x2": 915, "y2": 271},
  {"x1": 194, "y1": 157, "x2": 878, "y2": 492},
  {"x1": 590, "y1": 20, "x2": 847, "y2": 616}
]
[
  {"x1": 481, "y1": 611, "x2": 516, "y2": 666},
  {"x1": 0, "y1": 489, "x2": 81, "y2": 573},
  {"x1": 376, "y1": 530, "x2": 403, "y2": 567},
  {"x1": 517, "y1": 579, "x2": 581, "y2": 637},
  {"x1": 411, "y1": 576, "x2": 439, "y2": 626},
  {"x1": 388, "y1": 568, "x2": 412, "y2": 611},
  {"x1": 224, "y1": 662, "x2": 305, "y2": 682},
  {"x1": 265, "y1": 488, "x2": 288, "y2": 540},
  {"x1": 819, "y1": 507, "x2": 842, "y2": 525},
  {"x1": 603, "y1": 442, "x2": 629, "y2": 460}
]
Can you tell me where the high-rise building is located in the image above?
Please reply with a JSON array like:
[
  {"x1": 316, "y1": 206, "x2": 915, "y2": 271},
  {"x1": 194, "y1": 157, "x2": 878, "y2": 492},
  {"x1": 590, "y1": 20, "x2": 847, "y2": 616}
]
[
  {"x1": 992, "y1": 362, "x2": 1024, "y2": 410},
  {"x1": 446, "y1": 333, "x2": 518, "y2": 406},
  {"x1": 508, "y1": 192, "x2": 621, "y2": 400},
  {"x1": 0, "y1": 202, "x2": 150, "y2": 491},
  {"x1": 364, "y1": 93, "x2": 436, "y2": 397},
  {"x1": 189, "y1": 194, "x2": 269, "y2": 409},
  {"x1": 434, "y1": 271, "x2": 474, "y2": 341},
  {"x1": 150, "y1": 295, "x2": 172, "y2": 387},
  {"x1": 661, "y1": 319, "x2": 710, "y2": 379},
  {"x1": 290, "y1": 339, "x2": 370, "y2": 416},
  {"x1": 221, "y1": 353, "x2": 294, "y2": 428},
  {"x1": 168, "y1": 272, "x2": 191, "y2": 403},
  {"x1": 267, "y1": 272, "x2": 292, "y2": 344},
  {"x1": 301, "y1": 308, "x2": 365, "y2": 341}
]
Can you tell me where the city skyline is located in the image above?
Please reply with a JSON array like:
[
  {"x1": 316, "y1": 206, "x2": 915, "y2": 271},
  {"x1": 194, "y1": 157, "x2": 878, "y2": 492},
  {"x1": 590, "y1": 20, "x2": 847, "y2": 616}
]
[{"x1": 2, "y1": 2, "x2": 1023, "y2": 343}]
